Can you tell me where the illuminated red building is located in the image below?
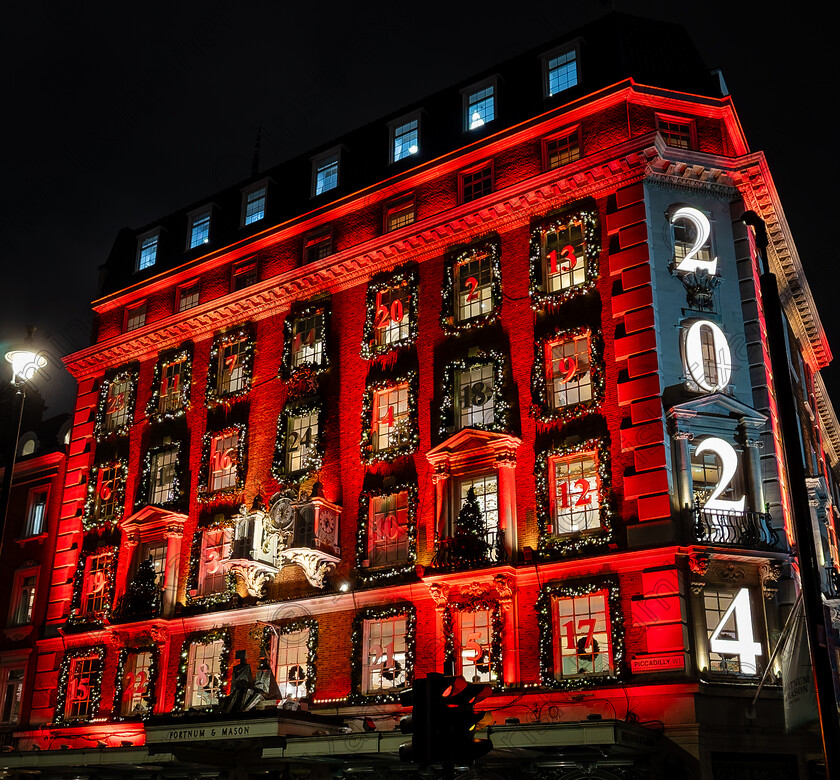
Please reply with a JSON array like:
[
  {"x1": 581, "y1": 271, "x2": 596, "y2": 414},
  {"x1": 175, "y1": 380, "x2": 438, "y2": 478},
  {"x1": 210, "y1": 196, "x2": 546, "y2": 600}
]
[{"x1": 4, "y1": 13, "x2": 840, "y2": 779}]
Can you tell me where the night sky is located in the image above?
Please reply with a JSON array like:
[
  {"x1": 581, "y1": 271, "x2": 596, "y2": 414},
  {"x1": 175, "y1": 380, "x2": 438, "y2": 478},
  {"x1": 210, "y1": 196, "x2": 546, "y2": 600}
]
[{"x1": 3, "y1": 0, "x2": 838, "y2": 419}]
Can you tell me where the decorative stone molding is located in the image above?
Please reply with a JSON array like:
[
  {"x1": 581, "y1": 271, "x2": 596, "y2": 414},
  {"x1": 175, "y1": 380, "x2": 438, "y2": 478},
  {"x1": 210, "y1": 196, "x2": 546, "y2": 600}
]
[
  {"x1": 431, "y1": 463, "x2": 450, "y2": 484},
  {"x1": 759, "y1": 561, "x2": 783, "y2": 600},
  {"x1": 428, "y1": 583, "x2": 451, "y2": 612},
  {"x1": 714, "y1": 562, "x2": 746, "y2": 583},
  {"x1": 688, "y1": 552, "x2": 710, "y2": 595},
  {"x1": 164, "y1": 523, "x2": 184, "y2": 539},
  {"x1": 277, "y1": 549, "x2": 339, "y2": 589},
  {"x1": 227, "y1": 561, "x2": 276, "y2": 598}
]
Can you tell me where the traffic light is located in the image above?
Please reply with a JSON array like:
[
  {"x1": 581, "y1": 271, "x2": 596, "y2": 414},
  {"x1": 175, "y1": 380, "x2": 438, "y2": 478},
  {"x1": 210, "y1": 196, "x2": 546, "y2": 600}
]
[
  {"x1": 439, "y1": 674, "x2": 493, "y2": 764},
  {"x1": 398, "y1": 676, "x2": 432, "y2": 764}
]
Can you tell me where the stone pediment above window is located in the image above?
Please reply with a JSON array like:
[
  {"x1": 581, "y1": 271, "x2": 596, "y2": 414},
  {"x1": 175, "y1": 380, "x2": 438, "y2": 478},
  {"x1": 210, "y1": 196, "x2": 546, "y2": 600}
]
[
  {"x1": 427, "y1": 428, "x2": 522, "y2": 474},
  {"x1": 120, "y1": 506, "x2": 188, "y2": 544},
  {"x1": 667, "y1": 393, "x2": 766, "y2": 438}
]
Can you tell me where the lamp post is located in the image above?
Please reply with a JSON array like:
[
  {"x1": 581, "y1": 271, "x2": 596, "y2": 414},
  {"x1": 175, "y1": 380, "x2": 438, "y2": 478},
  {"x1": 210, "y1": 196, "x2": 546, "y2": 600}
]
[{"x1": 0, "y1": 333, "x2": 48, "y2": 561}]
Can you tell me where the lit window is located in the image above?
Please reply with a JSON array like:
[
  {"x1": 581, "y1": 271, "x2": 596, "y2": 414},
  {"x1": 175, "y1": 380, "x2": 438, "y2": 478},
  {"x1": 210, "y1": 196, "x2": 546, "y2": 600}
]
[
  {"x1": 657, "y1": 116, "x2": 694, "y2": 150},
  {"x1": 386, "y1": 197, "x2": 416, "y2": 232},
  {"x1": 19, "y1": 437, "x2": 36, "y2": 456},
  {"x1": 691, "y1": 440, "x2": 744, "y2": 511},
  {"x1": 391, "y1": 116, "x2": 420, "y2": 162},
  {"x1": 460, "y1": 164, "x2": 493, "y2": 203},
  {"x1": 291, "y1": 311, "x2": 325, "y2": 369},
  {"x1": 216, "y1": 336, "x2": 249, "y2": 395},
  {"x1": 455, "y1": 250, "x2": 493, "y2": 321},
  {"x1": 457, "y1": 609, "x2": 495, "y2": 684},
  {"x1": 22, "y1": 488, "x2": 47, "y2": 537},
  {"x1": 10, "y1": 571, "x2": 37, "y2": 625},
  {"x1": 125, "y1": 302, "x2": 146, "y2": 332},
  {"x1": 243, "y1": 184, "x2": 267, "y2": 226},
  {"x1": 232, "y1": 261, "x2": 257, "y2": 291},
  {"x1": 373, "y1": 285, "x2": 411, "y2": 349},
  {"x1": 188, "y1": 209, "x2": 211, "y2": 249},
  {"x1": 551, "y1": 590, "x2": 613, "y2": 679},
  {"x1": 184, "y1": 639, "x2": 224, "y2": 709},
  {"x1": 304, "y1": 231, "x2": 333, "y2": 264},
  {"x1": 368, "y1": 490, "x2": 410, "y2": 568},
  {"x1": 541, "y1": 219, "x2": 587, "y2": 293},
  {"x1": 704, "y1": 587, "x2": 762, "y2": 675},
  {"x1": 0, "y1": 666, "x2": 25, "y2": 724},
  {"x1": 138, "y1": 541, "x2": 167, "y2": 587},
  {"x1": 551, "y1": 451, "x2": 601, "y2": 534},
  {"x1": 313, "y1": 151, "x2": 340, "y2": 196},
  {"x1": 455, "y1": 363, "x2": 495, "y2": 430},
  {"x1": 149, "y1": 447, "x2": 178, "y2": 505},
  {"x1": 156, "y1": 355, "x2": 189, "y2": 415},
  {"x1": 90, "y1": 462, "x2": 123, "y2": 525},
  {"x1": 545, "y1": 48, "x2": 578, "y2": 96},
  {"x1": 464, "y1": 83, "x2": 495, "y2": 130},
  {"x1": 209, "y1": 430, "x2": 240, "y2": 493},
  {"x1": 102, "y1": 376, "x2": 132, "y2": 433},
  {"x1": 198, "y1": 527, "x2": 232, "y2": 596},
  {"x1": 547, "y1": 332, "x2": 592, "y2": 409},
  {"x1": 672, "y1": 211, "x2": 713, "y2": 266},
  {"x1": 82, "y1": 553, "x2": 111, "y2": 614},
  {"x1": 285, "y1": 410, "x2": 318, "y2": 474},
  {"x1": 119, "y1": 650, "x2": 153, "y2": 717},
  {"x1": 178, "y1": 281, "x2": 200, "y2": 312},
  {"x1": 272, "y1": 628, "x2": 311, "y2": 700},
  {"x1": 137, "y1": 233, "x2": 158, "y2": 271},
  {"x1": 545, "y1": 129, "x2": 581, "y2": 169},
  {"x1": 457, "y1": 475, "x2": 499, "y2": 554},
  {"x1": 362, "y1": 617, "x2": 408, "y2": 694},
  {"x1": 372, "y1": 384, "x2": 410, "y2": 453},
  {"x1": 64, "y1": 654, "x2": 101, "y2": 721}
]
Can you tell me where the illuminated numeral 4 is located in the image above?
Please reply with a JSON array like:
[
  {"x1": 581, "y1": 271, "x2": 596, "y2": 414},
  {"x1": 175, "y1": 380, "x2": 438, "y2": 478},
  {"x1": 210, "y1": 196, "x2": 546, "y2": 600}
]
[
  {"x1": 694, "y1": 437, "x2": 745, "y2": 513},
  {"x1": 709, "y1": 587, "x2": 762, "y2": 674},
  {"x1": 671, "y1": 206, "x2": 718, "y2": 275}
]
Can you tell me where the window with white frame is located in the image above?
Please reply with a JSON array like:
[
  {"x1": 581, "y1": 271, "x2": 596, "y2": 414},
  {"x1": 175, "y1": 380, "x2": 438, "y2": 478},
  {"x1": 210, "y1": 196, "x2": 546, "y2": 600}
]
[
  {"x1": 541, "y1": 220, "x2": 586, "y2": 292},
  {"x1": 0, "y1": 665, "x2": 25, "y2": 724},
  {"x1": 243, "y1": 184, "x2": 267, "y2": 226},
  {"x1": 551, "y1": 451, "x2": 601, "y2": 535},
  {"x1": 544, "y1": 47, "x2": 578, "y2": 96},
  {"x1": 125, "y1": 302, "x2": 146, "y2": 332},
  {"x1": 82, "y1": 553, "x2": 110, "y2": 614},
  {"x1": 184, "y1": 639, "x2": 224, "y2": 709},
  {"x1": 545, "y1": 128, "x2": 581, "y2": 169},
  {"x1": 149, "y1": 447, "x2": 178, "y2": 505},
  {"x1": 103, "y1": 377, "x2": 132, "y2": 433},
  {"x1": 551, "y1": 590, "x2": 613, "y2": 679},
  {"x1": 372, "y1": 384, "x2": 410, "y2": 453},
  {"x1": 178, "y1": 281, "x2": 200, "y2": 312},
  {"x1": 217, "y1": 336, "x2": 249, "y2": 395},
  {"x1": 547, "y1": 333, "x2": 592, "y2": 409},
  {"x1": 362, "y1": 617, "x2": 408, "y2": 694},
  {"x1": 272, "y1": 628, "x2": 311, "y2": 700},
  {"x1": 455, "y1": 250, "x2": 493, "y2": 321},
  {"x1": 291, "y1": 311, "x2": 325, "y2": 368},
  {"x1": 285, "y1": 410, "x2": 318, "y2": 474},
  {"x1": 136, "y1": 232, "x2": 159, "y2": 271},
  {"x1": 9, "y1": 570, "x2": 37, "y2": 625},
  {"x1": 138, "y1": 541, "x2": 167, "y2": 587},
  {"x1": 188, "y1": 209, "x2": 211, "y2": 249},
  {"x1": 464, "y1": 82, "x2": 495, "y2": 130},
  {"x1": 158, "y1": 355, "x2": 188, "y2": 415},
  {"x1": 198, "y1": 527, "x2": 232, "y2": 595},
  {"x1": 64, "y1": 654, "x2": 100, "y2": 720},
  {"x1": 119, "y1": 650, "x2": 153, "y2": 717},
  {"x1": 704, "y1": 587, "x2": 762, "y2": 675},
  {"x1": 22, "y1": 488, "x2": 47, "y2": 537},
  {"x1": 91, "y1": 462, "x2": 122, "y2": 525},
  {"x1": 391, "y1": 116, "x2": 420, "y2": 162},
  {"x1": 208, "y1": 430, "x2": 239, "y2": 493},
  {"x1": 313, "y1": 150, "x2": 340, "y2": 196},
  {"x1": 368, "y1": 491, "x2": 410, "y2": 568},
  {"x1": 373, "y1": 285, "x2": 411, "y2": 348},
  {"x1": 457, "y1": 609, "x2": 495, "y2": 684},
  {"x1": 455, "y1": 363, "x2": 495, "y2": 430},
  {"x1": 457, "y1": 474, "x2": 499, "y2": 548}
]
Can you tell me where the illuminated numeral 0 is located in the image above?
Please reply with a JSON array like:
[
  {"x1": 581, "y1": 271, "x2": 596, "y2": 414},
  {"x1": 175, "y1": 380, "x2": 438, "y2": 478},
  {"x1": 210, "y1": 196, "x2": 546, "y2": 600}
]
[{"x1": 683, "y1": 319, "x2": 732, "y2": 392}]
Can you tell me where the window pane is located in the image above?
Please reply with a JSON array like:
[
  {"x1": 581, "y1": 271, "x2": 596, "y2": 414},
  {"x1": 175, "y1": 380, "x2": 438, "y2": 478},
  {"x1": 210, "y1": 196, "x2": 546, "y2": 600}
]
[
  {"x1": 547, "y1": 50, "x2": 578, "y2": 95},
  {"x1": 455, "y1": 252, "x2": 493, "y2": 321},
  {"x1": 13, "y1": 574, "x2": 37, "y2": 624},
  {"x1": 190, "y1": 211, "x2": 211, "y2": 248},
  {"x1": 455, "y1": 364, "x2": 495, "y2": 429},
  {"x1": 185, "y1": 640, "x2": 224, "y2": 709},
  {"x1": 543, "y1": 221, "x2": 586, "y2": 292},
  {"x1": 548, "y1": 334, "x2": 592, "y2": 408},
  {"x1": 1, "y1": 668, "x2": 24, "y2": 723},
  {"x1": 315, "y1": 155, "x2": 339, "y2": 195},
  {"x1": 291, "y1": 312, "x2": 324, "y2": 367},
  {"x1": 83, "y1": 554, "x2": 110, "y2": 613},
  {"x1": 373, "y1": 385, "x2": 410, "y2": 452},
  {"x1": 286, "y1": 411, "x2": 318, "y2": 473},
  {"x1": 218, "y1": 338, "x2": 248, "y2": 394},
  {"x1": 138, "y1": 235, "x2": 158, "y2": 270},
  {"x1": 546, "y1": 131, "x2": 580, "y2": 168},
  {"x1": 23, "y1": 490, "x2": 47, "y2": 536},
  {"x1": 209, "y1": 431, "x2": 239, "y2": 492},
  {"x1": 553, "y1": 591, "x2": 612, "y2": 678},
  {"x1": 274, "y1": 629, "x2": 310, "y2": 699},
  {"x1": 103, "y1": 379, "x2": 131, "y2": 431},
  {"x1": 178, "y1": 283, "x2": 200, "y2": 312},
  {"x1": 368, "y1": 491, "x2": 410, "y2": 568},
  {"x1": 393, "y1": 120, "x2": 419, "y2": 161},
  {"x1": 467, "y1": 86, "x2": 494, "y2": 129},
  {"x1": 459, "y1": 609, "x2": 495, "y2": 684},
  {"x1": 199, "y1": 528, "x2": 231, "y2": 595},
  {"x1": 244, "y1": 186, "x2": 266, "y2": 225},
  {"x1": 363, "y1": 617, "x2": 407, "y2": 693},
  {"x1": 458, "y1": 475, "x2": 499, "y2": 558},
  {"x1": 553, "y1": 452, "x2": 601, "y2": 534},
  {"x1": 120, "y1": 651, "x2": 153, "y2": 716},
  {"x1": 461, "y1": 165, "x2": 493, "y2": 202},
  {"x1": 66, "y1": 656, "x2": 99, "y2": 720},
  {"x1": 150, "y1": 448, "x2": 178, "y2": 505},
  {"x1": 374, "y1": 286, "x2": 410, "y2": 347}
]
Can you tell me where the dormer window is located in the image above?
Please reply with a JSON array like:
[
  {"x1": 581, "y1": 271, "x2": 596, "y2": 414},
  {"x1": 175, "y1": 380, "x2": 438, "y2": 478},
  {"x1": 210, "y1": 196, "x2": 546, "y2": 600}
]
[
  {"x1": 543, "y1": 45, "x2": 579, "y2": 97},
  {"x1": 312, "y1": 148, "x2": 341, "y2": 196},
  {"x1": 390, "y1": 113, "x2": 420, "y2": 163},
  {"x1": 125, "y1": 301, "x2": 147, "y2": 332},
  {"x1": 136, "y1": 231, "x2": 159, "y2": 271},
  {"x1": 462, "y1": 78, "x2": 497, "y2": 131},
  {"x1": 187, "y1": 208, "x2": 211, "y2": 249},
  {"x1": 656, "y1": 115, "x2": 695, "y2": 150},
  {"x1": 544, "y1": 127, "x2": 581, "y2": 170},
  {"x1": 242, "y1": 183, "x2": 267, "y2": 226}
]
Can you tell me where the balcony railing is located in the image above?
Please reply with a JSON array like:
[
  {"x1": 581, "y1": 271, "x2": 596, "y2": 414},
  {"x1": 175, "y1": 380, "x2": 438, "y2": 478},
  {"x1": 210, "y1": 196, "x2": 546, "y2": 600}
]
[
  {"x1": 432, "y1": 525, "x2": 506, "y2": 570},
  {"x1": 691, "y1": 507, "x2": 780, "y2": 549}
]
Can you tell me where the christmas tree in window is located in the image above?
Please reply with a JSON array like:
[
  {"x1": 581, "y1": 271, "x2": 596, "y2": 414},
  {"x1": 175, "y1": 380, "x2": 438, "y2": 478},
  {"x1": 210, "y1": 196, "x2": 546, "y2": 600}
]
[{"x1": 452, "y1": 487, "x2": 489, "y2": 565}]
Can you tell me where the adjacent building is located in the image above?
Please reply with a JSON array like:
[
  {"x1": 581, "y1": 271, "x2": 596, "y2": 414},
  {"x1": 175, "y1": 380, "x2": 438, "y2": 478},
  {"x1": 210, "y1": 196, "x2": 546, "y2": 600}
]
[{"x1": 3, "y1": 12, "x2": 839, "y2": 780}]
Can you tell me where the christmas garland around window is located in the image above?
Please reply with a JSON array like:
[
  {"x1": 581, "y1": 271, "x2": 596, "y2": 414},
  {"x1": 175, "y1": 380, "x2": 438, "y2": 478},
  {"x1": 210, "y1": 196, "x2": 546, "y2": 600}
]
[
  {"x1": 197, "y1": 423, "x2": 248, "y2": 502},
  {"x1": 349, "y1": 603, "x2": 416, "y2": 704},
  {"x1": 356, "y1": 481, "x2": 418, "y2": 583},
  {"x1": 280, "y1": 300, "x2": 331, "y2": 378},
  {"x1": 53, "y1": 645, "x2": 106, "y2": 725},
  {"x1": 531, "y1": 326, "x2": 604, "y2": 423},
  {"x1": 205, "y1": 325, "x2": 255, "y2": 409},
  {"x1": 440, "y1": 237, "x2": 502, "y2": 334},
  {"x1": 258, "y1": 617, "x2": 319, "y2": 699},
  {"x1": 66, "y1": 545, "x2": 118, "y2": 628},
  {"x1": 111, "y1": 644, "x2": 159, "y2": 721},
  {"x1": 535, "y1": 576, "x2": 624, "y2": 689},
  {"x1": 81, "y1": 458, "x2": 128, "y2": 531},
  {"x1": 442, "y1": 600, "x2": 504, "y2": 687},
  {"x1": 360, "y1": 371, "x2": 419, "y2": 464},
  {"x1": 94, "y1": 367, "x2": 138, "y2": 441},
  {"x1": 529, "y1": 206, "x2": 600, "y2": 310},
  {"x1": 146, "y1": 345, "x2": 193, "y2": 423},
  {"x1": 172, "y1": 628, "x2": 231, "y2": 714},
  {"x1": 361, "y1": 266, "x2": 419, "y2": 359},
  {"x1": 272, "y1": 396, "x2": 324, "y2": 485},
  {"x1": 137, "y1": 441, "x2": 183, "y2": 510},
  {"x1": 439, "y1": 350, "x2": 509, "y2": 440},
  {"x1": 186, "y1": 517, "x2": 237, "y2": 607},
  {"x1": 534, "y1": 435, "x2": 615, "y2": 557}
]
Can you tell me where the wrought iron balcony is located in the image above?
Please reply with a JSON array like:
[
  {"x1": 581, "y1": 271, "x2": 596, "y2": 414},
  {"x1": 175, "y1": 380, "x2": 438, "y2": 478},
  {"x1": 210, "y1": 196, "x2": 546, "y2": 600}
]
[
  {"x1": 691, "y1": 507, "x2": 780, "y2": 550},
  {"x1": 432, "y1": 525, "x2": 506, "y2": 570}
]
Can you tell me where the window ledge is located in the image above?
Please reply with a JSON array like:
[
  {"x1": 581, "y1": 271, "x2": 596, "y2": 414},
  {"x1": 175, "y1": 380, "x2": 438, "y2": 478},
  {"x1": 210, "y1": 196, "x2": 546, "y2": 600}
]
[
  {"x1": 3, "y1": 624, "x2": 35, "y2": 642},
  {"x1": 14, "y1": 532, "x2": 48, "y2": 547}
]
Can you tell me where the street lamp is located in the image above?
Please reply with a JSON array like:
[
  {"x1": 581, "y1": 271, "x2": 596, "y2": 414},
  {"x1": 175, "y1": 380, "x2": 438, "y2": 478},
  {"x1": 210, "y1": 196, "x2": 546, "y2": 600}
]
[{"x1": 0, "y1": 330, "x2": 48, "y2": 559}]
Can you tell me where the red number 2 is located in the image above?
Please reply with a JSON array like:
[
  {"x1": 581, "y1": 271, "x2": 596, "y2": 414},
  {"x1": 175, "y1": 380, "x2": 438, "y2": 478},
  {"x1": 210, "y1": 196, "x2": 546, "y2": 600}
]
[
  {"x1": 559, "y1": 478, "x2": 593, "y2": 508},
  {"x1": 465, "y1": 276, "x2": 479, "y2": 301}
]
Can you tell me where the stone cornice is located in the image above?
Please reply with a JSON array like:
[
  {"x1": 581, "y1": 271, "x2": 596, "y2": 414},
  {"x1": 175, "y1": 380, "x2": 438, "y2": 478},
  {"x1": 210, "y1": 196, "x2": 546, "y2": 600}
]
[{"x1": 814, "y1": 372, "x2": 840, "y2": 474}]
